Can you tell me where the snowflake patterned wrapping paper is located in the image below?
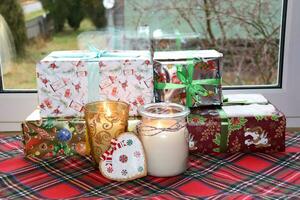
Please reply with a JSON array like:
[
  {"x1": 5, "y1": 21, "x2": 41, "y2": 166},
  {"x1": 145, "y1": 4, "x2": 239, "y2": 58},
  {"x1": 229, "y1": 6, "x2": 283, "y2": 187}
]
[
  {"x1": 154, "y1": 50, "x2": 223, "y2": 107},
  {"x1": 37, "y1": 50, "x2": 153, "y2": 117},
  {"x1": 187, "y1": 94, "x2": 286, "y2": 153},
  {"x1": 22, "y1": 110, "x2": 90, "y2": 158}
]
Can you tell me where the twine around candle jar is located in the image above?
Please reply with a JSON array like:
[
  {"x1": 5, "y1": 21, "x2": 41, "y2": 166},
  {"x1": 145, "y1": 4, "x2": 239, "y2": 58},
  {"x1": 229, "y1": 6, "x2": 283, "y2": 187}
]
[{"x1": 137, "y1": 120, "x2": 187, "y2": 136}]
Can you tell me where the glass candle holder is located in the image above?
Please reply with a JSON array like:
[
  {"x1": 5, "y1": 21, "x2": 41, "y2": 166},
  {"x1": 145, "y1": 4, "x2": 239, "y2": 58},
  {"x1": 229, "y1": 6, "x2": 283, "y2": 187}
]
[
  {"x1": 84, "y1": 101, "x2": 129, "y2": 164},
  {"x1": 138, "y1": 102, "x2": 190, "y2": 177}
]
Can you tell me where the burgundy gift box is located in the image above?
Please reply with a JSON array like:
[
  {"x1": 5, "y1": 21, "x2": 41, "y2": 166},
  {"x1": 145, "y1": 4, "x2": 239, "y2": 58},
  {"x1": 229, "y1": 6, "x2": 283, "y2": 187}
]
[{"x1": 187, "y1": 94, "x2": 286, "y2": 153}]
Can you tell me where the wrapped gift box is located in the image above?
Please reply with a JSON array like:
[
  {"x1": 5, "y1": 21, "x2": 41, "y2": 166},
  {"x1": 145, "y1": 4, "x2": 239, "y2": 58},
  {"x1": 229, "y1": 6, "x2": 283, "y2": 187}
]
[
  {"x1": 37, "y1": 50, "x2": 153, "y2": 117},
  {"x1": 187, "y1": 94, "x2": 286, "y2": 153},
  {"x1": 22, "y1": 110, "x2": 90, "y2": 158},
  {"x1": 154, "y1": 50, "x2": 222, "y2": 107}
]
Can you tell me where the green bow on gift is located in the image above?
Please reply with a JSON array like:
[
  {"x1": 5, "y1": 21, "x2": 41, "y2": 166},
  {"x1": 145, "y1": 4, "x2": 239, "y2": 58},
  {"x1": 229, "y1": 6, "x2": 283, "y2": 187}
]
[
  {"x1": 53, "y1": 143, "x2": 72, "y2": 156},
  {"x1": 155, "y1": 59, "x2": 221, "y2": 107}
]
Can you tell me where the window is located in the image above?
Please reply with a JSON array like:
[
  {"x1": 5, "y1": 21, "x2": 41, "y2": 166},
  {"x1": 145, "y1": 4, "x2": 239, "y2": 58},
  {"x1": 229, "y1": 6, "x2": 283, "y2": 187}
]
[
  {"x1": 1, "y1": 0, "x2": 299, "y2": 131},
  {"x1": 1, "y1": 0, "x2": 286, "y2": 90},
  {"x1": 125, "y1": 0, "x2": 286, "y2": 88}
]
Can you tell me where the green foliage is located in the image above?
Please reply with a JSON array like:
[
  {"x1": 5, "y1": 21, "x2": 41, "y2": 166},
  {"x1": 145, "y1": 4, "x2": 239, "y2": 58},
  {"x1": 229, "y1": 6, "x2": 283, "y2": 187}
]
[
  {"x1": 0, "y1": 0, "x2": 27, "y2": 55},
  {"x1": 40, "y1": 0, "x2": 105, "y2": 31},
  {"x1": 67, "y1": 0, "x2": 84, "y2": 30},
  {"x1": 255, "y1": 115, "x2": 264, "y2": 121},
  {"x1": 271, "y1": 115, "x2": 279, "y2": 121},
  {"x1": 41, "y1": 118, "x2": 56, "y2": 130},
  {"x1": 82, "y1": 0, "x2": 107, "y2": 28},
  {"x1": 39, "y1": 0, "x2": 69, "y2": 32},
  {"x1": 228, "y1": 117, "x2": 248, "y2": 132}
]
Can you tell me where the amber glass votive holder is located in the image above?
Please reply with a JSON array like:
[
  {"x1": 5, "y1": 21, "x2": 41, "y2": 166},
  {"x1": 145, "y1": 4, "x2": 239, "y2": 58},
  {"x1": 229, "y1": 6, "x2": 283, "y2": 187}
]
[{"x1": 84, "y1": 101, "x2": 129, "y2": 165}]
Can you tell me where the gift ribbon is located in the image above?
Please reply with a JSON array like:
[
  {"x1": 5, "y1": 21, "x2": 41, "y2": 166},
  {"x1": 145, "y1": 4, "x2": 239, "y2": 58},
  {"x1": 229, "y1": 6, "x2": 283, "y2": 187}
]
[
  {"x1": 53, "y1": 142, "x2": 70, "y2": 156},
  {"x1": 217, "y1": 108, "x2": 229, "y2": 153},
  {"x1": 100, "y1": 139, "x2": 126, "y2": 161},
  {"x1": 87, "y1": 64, "x2": 101, "y2": 102},
  {"x1": 86, "y1": 46, "x2": 143, "y2": 102},
  {"x1": 51, "y1": 45, "x2": 142, "y2": 60},
  {"x1": 88, "y1": 45, "x2": 141, "y2": 59},
  {"x1": 155, "y1": 59, "x2": 221, "y2": 107}
]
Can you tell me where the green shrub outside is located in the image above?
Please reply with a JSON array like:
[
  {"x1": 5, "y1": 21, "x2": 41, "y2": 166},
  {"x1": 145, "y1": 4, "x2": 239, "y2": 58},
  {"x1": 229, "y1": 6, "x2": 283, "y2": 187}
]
[
  {"x1": 67, "y1": 0, "x2": 85, "y2": 30},
  {"x1": 81, "y1": 0, "x2": 107, "y2": 28},
  {"x1": 40, "y1": 0, "x2": 106, "y2": 32},
  {"x1": 39, "y1": 0, "x2": 69, "y2": 32},
  {"x1": 0, "y1": 0, "x2": 27, "y2": 55}
]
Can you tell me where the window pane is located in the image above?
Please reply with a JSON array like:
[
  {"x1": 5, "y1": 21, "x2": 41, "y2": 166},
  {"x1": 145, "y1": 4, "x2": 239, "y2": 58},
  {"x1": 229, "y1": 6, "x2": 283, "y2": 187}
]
[
  {"x1": 124, "y1": 0, "x2": 285, "y2": 87},
  {"x1": 0, "y1": 0, "x2": 285, "y2": 90},
  {"x1": 1, "y1": 0, "x2": 97, "y2": 90}
]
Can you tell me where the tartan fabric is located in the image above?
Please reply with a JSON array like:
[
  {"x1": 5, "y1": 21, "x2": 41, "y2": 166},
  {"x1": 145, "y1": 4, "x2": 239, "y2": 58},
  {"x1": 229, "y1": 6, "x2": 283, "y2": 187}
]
[{"x1": 0, "y1": 132, "x2": 299, "y2": 199}]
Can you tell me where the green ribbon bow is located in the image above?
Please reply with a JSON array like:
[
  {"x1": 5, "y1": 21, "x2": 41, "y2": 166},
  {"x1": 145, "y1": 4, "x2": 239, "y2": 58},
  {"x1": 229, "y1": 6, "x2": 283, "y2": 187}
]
[
  {"x1": 53, "y1": 143, "x2": 71, "y2": 156},
  {"x1": 155, "y1": 59, "x2": 221, "y2": 107}
]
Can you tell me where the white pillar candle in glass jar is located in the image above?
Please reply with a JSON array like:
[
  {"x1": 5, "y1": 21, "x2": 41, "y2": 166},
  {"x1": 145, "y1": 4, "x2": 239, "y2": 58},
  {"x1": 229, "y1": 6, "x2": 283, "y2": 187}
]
[{"x1": 138, "y1": 103, "x2": 190, "y2": 177}]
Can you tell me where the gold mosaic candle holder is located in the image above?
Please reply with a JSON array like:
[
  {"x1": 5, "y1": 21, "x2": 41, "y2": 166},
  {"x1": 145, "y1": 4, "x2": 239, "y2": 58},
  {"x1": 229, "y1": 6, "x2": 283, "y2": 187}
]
[{"x1": 84, "y1": 101, "x2": 129, "y2": 164}]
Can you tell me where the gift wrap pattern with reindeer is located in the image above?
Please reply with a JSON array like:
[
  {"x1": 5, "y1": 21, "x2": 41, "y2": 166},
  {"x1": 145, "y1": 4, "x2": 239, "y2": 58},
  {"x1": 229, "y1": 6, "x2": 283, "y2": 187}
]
[
  {"x1": 37, "y1": 50, "x2": 153, "y2": 117},
  {"x1": 187, "y1": 103, "x2": 286, "y2": 153},
  {"x1": 22, "y1": 110, "x2": 90, "y2": 158},
  {"x1": 154, "y1": 50, "x2": 222, "y2": 107}
]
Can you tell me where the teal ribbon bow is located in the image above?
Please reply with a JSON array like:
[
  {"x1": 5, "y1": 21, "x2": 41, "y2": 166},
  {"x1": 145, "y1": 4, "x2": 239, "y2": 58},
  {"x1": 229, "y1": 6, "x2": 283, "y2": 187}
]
[
  {"x1": 88, "y1": 45, "x2": 141, "y2": 58},
  {"x1": 155, "y1": 59, "x2": 221, "y2": 107}
]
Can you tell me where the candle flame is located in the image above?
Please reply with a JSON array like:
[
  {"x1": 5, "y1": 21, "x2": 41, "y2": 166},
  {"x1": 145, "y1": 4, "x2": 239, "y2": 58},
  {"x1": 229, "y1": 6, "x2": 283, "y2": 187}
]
[{"x1": 103, "y1": 101, "x2": 112, "y2": 116}]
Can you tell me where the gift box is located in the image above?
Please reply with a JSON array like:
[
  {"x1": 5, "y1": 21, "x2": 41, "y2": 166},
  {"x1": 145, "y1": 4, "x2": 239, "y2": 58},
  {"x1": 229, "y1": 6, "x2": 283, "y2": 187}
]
[
  {"x1": 22, "y1": 110, "x2": 90, "y2": 158},
  {"x1": 37, "y1": 50, "x2": 153, "y2": 117},
  {"x1": 154, "y1": 50, "x2": 222, "y2": 107},
  {"x1": 187, "y1": 94, "x2": 286, "y2": 153}
]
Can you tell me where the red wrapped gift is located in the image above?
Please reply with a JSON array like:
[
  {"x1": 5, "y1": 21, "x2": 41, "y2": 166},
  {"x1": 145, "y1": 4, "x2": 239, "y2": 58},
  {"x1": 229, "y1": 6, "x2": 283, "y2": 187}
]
[{"x1": 187, "y1": 94, "x2": 286, "y2": 153}]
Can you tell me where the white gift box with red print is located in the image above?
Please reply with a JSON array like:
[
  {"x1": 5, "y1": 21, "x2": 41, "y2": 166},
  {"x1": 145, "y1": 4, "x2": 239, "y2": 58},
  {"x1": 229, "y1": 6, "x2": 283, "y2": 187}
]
[{"x1": 37, "y1": 50, "x2": 153, "y2": 117}]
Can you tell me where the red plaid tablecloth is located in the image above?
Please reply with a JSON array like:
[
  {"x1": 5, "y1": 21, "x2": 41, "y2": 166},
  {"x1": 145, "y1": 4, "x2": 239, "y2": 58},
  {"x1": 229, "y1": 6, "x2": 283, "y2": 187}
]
[{"x1": 0, "y1": 132, "x2": 299, "y2": 199}]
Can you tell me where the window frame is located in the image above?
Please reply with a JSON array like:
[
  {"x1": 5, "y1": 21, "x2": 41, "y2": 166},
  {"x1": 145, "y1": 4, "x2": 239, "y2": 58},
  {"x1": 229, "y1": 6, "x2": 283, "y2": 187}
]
[{"x1": 1, "y1": 0, "x2": 299, "y2": 132}]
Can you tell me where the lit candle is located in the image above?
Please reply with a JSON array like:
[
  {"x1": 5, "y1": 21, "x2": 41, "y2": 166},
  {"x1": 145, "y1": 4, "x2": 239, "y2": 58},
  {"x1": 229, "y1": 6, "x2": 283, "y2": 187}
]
[
  {"x1": 138, "y1": 103, "x2": 190, "y2": 177},
  {"x1": 84, "y1": 101, "x2": 129, "y2": 165}
]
